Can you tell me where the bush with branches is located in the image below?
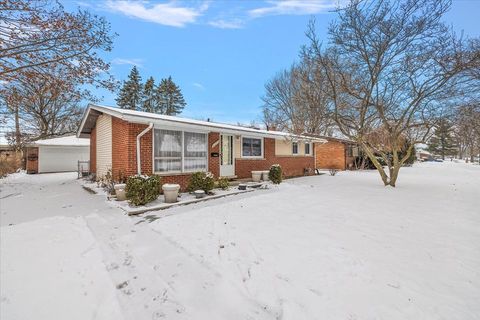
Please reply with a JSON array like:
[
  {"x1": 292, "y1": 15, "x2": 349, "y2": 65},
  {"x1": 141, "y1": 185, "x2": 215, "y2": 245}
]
[
  {"x1": 126, "y1": 175, "x2": 161, "y2": 206},
  {"x1": 268, "y1": 164, "x2": 282, "y2": 184},
  {"x1": 217, "y1": 177, "x2": 230, "y2": 190},
  {"x1": 187, "y1": 172, "x2": 215, "y2": 193}
]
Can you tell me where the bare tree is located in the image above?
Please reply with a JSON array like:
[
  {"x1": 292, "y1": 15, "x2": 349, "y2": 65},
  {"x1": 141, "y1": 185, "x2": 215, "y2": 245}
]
[
  {"x1": 262, "y1": 66, "x2": 299, "y2": 132},
  {"x1": 0, "y1": 0, "x2": 115, "y2": 88},
  {"x1": 261, "y1": 61, "x2": 333, "y2": 135},
  {"x1": 305, "y1": 0, "x2": 480, "y2": 186},
  {"x1": 0, "y1": 64, "x2": 97, "y2": 143},
  {"x1": 0, "y1": 0, "x2": 116, "y2": 148},
  {"x1": 455, "y1": 103, "x2": 480, "y2": 162}
]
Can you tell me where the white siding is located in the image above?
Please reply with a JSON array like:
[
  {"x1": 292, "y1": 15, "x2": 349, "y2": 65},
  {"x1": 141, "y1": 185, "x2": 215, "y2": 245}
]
[{"x1": 96, "y1": 114, "x2": 112, "y2": 179}]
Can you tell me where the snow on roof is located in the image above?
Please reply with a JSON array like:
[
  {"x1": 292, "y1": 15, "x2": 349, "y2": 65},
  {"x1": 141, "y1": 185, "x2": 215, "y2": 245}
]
[
  {"x1": 79, "y1": 104, "x2": 326, "y2": 143},
  {"x1": 33, "y1": 135, "x2": 90, "y2": 146}
]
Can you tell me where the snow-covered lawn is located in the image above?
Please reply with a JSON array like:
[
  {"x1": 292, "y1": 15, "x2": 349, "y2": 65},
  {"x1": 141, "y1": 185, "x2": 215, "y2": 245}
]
[{"x1": 1, "y1": 162, "x2": 479, "y2": 319}]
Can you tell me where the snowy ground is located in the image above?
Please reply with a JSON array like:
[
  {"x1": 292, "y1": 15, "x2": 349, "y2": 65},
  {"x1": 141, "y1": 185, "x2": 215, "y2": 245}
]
[{"x1": 1, "y1": 162, "x2": 479, "y2": 319}]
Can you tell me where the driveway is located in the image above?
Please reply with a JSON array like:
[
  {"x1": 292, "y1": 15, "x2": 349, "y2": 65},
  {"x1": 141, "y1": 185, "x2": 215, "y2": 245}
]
[{"x1": 0, "y1": 172, "x2": 120, "y2": 226}]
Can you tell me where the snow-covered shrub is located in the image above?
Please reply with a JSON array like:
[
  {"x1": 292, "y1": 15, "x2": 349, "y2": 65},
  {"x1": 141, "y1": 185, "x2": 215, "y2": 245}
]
[
  {"x1": 329, "y1": 169, "x2": 339, "y2": 176},
  {"x1": 217, "y1": 177, "x2": 230, "y2": 190},
  {"x1": 126, "y1": 175, "x2": 161, "y2": 206},
  {"x1": 187, "y1": 172, "x2": 215, "y2": 193},
  {"x1": 268, "y1": 164, "x2": 282, "y2": 184}
]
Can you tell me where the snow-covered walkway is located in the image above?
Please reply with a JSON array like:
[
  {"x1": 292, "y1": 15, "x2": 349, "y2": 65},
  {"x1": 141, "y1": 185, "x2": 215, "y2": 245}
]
[{"x1": 1, "y1": 162, "x2": 479, "y2": 319}]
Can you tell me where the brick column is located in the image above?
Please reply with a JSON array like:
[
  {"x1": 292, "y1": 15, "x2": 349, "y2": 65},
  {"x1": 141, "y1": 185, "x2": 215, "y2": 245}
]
[{"x1": 208, "y1": 132, "x2": 220, "y2": 178}]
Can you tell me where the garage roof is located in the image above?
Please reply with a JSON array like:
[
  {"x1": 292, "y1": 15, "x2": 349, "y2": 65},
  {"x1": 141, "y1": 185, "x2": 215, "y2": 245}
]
[{"x1": 32, "y1": 136, "x2": 90, "y2": 147}]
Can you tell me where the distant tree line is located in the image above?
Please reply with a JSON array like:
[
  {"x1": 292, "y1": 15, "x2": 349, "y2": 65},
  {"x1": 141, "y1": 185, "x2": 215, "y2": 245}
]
[
  {"x1": 116, "y1": 66, "x2": 186, "y2": 116},
  {"x1": 427, "y1": 105, "x2": 480, "y2": 161},
  {"x1": 261, "y1": 0, "x2": 480, "y2": 186}
]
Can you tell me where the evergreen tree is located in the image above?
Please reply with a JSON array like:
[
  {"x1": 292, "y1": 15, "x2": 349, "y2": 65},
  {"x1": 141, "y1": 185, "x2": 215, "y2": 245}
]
[
  {"x1": 142, "y1": 76, "x2": 156, "y2": 113},
  {"x1": 155, "y1": 76, "x2": 186, "y2": 115},
  {"x1": 116, "y1": 66, "x2": 143, "y2": 110},
  {"x1": 428, "y1": 118, "x2": 458, "y2": 159}
]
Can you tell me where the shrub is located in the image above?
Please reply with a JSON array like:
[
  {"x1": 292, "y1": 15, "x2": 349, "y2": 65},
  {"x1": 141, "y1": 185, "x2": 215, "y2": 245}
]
[
  {"x1": 268, "y1": 164, "x2": 282, "y2": 184},
  {"x1": 126, "y1": 175, "x2": 161, "y2": 206},
  {"x1": 217, "y1": 177, "x2": 230, "y2": 190},
  {"x1": 187, "y1": 171, "x2": 215, "y2": 193},
  {"x1": 98, "y1": 169, "x2": 115, "y2": 195}
]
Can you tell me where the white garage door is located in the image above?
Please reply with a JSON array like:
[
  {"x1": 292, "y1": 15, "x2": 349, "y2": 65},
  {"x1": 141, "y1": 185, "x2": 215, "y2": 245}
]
[{"x1": 38, "y1": 146, "x2": 90, "y2": 173}]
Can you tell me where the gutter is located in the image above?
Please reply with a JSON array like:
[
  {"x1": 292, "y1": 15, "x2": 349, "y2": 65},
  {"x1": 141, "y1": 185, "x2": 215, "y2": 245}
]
[{"x1": 137, "y1": 122, "x2": 154, "y2": 175}]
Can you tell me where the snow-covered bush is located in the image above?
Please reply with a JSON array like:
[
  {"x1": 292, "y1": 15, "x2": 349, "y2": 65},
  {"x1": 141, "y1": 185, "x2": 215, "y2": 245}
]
[
  {"x1": 187, "y1": 172, "x2": 215, "y2": 193},
  {"x1": 217, "y1": 177, "x2": 230, "y2": 190},
  {"x1": 126, "y1": 175, "x2": 161, "y2": 206},
  {"x1": 268, "y1": 164, "x2": 282, "y2": 184}
]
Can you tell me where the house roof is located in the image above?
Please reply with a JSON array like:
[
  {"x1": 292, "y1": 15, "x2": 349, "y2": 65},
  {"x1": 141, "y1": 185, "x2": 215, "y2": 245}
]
[
  {"x1": 303, "y1": 133, "x2": 356, "y2": 144},
  {"x1": 77, "y1": 104, "x2": 327, "y2": 142},
  {"x1": 31, "y1": 135, "x2": 90, "y2": 147}
]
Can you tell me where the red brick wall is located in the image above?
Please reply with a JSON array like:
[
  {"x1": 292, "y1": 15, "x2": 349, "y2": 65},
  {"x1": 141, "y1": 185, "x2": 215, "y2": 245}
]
[
  {"x1": 26, "y1": 147, "x2": 38, "y2": 174},
  {"x1": 127, "y1": 122, "x2": 153, "y2": 177},
  {"x1": 111, "y1": 117, "x2": 153, "y2": 180},
  {"x1": 315, "y1": 141, "x2": 346, "y2": 170},
  {"x1": 90, "y1": 126, "x2": 96, "y2": 174},
  {"x1": 160, "y1": 174, "x2": 192, "y2": 191},
  {"x1": 235, "y1": 138, "x2": 315, "y2": 178},
  {"x1": 208, "y1": 132, "x2": 220, "y2": 178}
]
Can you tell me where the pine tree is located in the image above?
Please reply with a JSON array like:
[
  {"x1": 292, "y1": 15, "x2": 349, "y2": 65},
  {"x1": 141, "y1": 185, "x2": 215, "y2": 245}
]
[
  {"x1": 155, "y1": 76, "x2": 186, "y2": 115},
  {"x1": 116, "y1": 66, "x2": 143, "y2": 110},
  {"x1": 428, "y1": 118, "x2": 458, "y2": 160},
  {"x1": 142, "y1": 76, "x2": 156, "y2": 113}
]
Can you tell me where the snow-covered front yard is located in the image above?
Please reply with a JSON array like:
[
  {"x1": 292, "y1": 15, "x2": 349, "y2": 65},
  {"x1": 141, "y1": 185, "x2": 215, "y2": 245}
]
[{"x1": 1, "y1": 162, "x2": 479, "y2": 319}]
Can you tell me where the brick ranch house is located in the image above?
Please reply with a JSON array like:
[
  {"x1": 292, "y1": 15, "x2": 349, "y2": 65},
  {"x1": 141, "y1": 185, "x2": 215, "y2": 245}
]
[
  {"x1": 312, "y1": 136, "x2": 359, "y2": 170},
  {"x1": 77, "y1": 104, "x2": 327, "y2": 190}
]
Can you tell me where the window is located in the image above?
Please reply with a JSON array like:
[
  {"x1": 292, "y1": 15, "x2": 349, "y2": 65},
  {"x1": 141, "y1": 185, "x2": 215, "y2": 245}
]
[
  {"x1": 292, "y1": 142, "x2": 298, "y2": 155},
  {"x1": 242, "y1": 137, "x2": 263, "y2": 157},
  {"x1": 154, "y1": 129, "x2": 182, "y2": 172},
  {"x1": 305, "y1": 142, "x2": 311, "y2": 155},
  {"x1": 184, "y1": 132, "x2": 207, "y2": 172},
  {"x1": 154, "y1": 129, "x2": 207, "y2": 173}
]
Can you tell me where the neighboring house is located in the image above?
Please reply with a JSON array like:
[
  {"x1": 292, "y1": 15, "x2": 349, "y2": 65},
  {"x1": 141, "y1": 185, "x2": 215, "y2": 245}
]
[
  {"x1": 312, "y1": 136, "x2": 358, "y2": 170},
  {"x1": 416, "y1": 149, "x2": 433, "y2": 161},
  {"x1": 26, "y1": 136, "x2": 90, "y2": 174},
  {"x1": 77, "y1": 104, "x2": 326, "y2": 190}
]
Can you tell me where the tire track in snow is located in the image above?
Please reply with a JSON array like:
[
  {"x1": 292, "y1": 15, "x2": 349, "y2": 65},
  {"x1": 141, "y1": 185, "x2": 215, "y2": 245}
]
[{"x1": 85, "y1": 212, "x2": 275, "y2": 320}]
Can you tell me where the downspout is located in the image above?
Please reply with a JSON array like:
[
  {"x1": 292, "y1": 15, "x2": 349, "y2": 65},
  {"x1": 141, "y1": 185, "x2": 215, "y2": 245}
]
[{"x1": 137, "y1": 123, "x2": 154, "y2": 175}]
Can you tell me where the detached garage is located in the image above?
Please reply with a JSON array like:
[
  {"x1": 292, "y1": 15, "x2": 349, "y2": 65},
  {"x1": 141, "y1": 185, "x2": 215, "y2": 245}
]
[{"x1": 26, "y1": 136, "x2": 90, "y2": 174}]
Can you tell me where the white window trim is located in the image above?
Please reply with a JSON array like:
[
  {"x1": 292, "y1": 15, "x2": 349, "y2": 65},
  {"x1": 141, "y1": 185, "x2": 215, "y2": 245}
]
[
  {"x1": 304, "y1": 142, "x2": 311, "y2": 155},
  {"x1": 152, "y1": 127, "x2": 209, "y2": 175},
  {"x1": 240, "y1": 136, "x2": 264, "y2": 159},
  {"x1": 292, "y1": 141, "x2": 299, "y2": 155}
]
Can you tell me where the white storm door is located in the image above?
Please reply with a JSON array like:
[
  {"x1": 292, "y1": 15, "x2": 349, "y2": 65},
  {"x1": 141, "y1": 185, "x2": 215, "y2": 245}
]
[{"x1": 220, "y1": 134, "x2": 234, "y2": 177}]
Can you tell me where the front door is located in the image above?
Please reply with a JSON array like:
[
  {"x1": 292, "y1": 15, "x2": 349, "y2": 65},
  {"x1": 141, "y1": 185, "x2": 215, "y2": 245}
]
[{"x1": 220, "y1": 134, "x2": 234, "y2": 177}]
